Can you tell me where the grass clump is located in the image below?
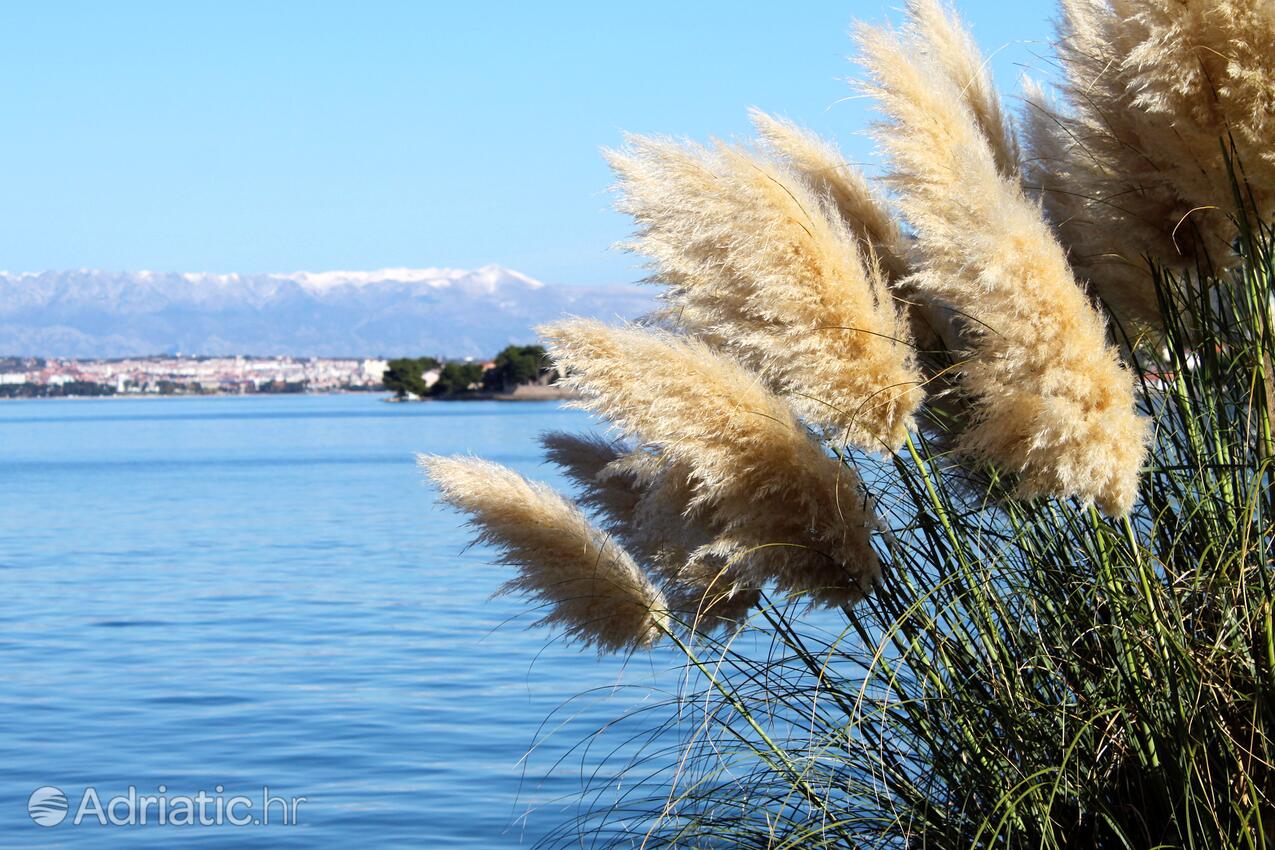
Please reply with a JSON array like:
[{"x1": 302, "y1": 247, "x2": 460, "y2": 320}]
[{"x1": 422, "y1": 0, "x2": 1275, "y2": 845}]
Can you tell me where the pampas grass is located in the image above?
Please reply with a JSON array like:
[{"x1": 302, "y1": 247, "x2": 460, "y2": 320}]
[
  {"x1": 749, "y1": 109, "x2": 909, "y2": 282},
  {"x1": 857, "y1": 12, "x2": 1147, "y2": 515},
  {"x1": 1024, "y1": 0, "x2": 1275, "y2": 329},
  {"x1": 607, "y1": 136, "x2": 923, "y2": 450},
  {"x1": 541, "y1": 318, "x2": 881, "y2": 605},
  {"x1": 749, "y1": 109, "x2": 965, "y2": 365},
  {"x1": 540, "y1": 430, "x2": 758, "y2": 631},
  {"x1": 538, "y1": 430, "x2": 639, "y2": 532},
  {"x1": 539, "y1": 431, "x2": 704, "y2": 582},
  {"x1": 420, "y1": 0, "x2": 1275, "y2": 844},
  {"x1": 558, "y1": 189, "x2": 1275, "y2": 848},
  {"x1": 906, "y1": 0, "x2": 1019, "y2": 177},
  {"x1": 419, "y1": 454, "x2": 668, "y2": 651}
]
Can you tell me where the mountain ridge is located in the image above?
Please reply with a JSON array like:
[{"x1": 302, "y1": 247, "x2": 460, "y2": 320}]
[{"x1": 0, "y1": 266, "x2": 655, "y2": 358}]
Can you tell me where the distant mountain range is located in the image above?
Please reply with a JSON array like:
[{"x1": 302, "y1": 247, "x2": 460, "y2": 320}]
[{"x1": 0, "y1": 266, "x2": 657, "y2": 358}]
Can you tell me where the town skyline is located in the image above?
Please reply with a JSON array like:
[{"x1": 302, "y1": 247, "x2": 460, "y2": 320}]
[{"x1": 0, "y1": 354, "x2": 394, "y2": 397}]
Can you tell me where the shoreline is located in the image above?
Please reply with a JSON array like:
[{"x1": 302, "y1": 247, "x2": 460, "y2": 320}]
[
  {"x1": 0, "y1": 389, "x2": 575, "y2": 403},
  {"x1": 386, "y1": 386, "x2": 579, "y2": 403},
  {"x1": 0, "y1": 388, "x2": 384, "y2": 402}
]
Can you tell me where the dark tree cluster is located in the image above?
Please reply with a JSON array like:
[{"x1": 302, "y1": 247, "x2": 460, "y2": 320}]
[
  {"x1": 382, "y1": 357, "x2": 441, "y2": 398},
  {"x1": 482, "y1": 345, "x2": 550, "y2": 393},
  {"x1": 430, "y1": 362, "x2": 485, "y2": 396},
  {"x1": 382, "y1": 346, "x2": 552, "y2": 399}
]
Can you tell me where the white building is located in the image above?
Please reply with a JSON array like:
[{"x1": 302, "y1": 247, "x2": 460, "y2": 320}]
[{"x1": 360, "y1": 359, "x2": 389, "y2": 385}]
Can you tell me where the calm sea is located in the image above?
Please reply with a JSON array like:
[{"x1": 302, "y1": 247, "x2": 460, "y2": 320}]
[{"x1": 0, "y1": 394, "x2": 677, "y2": 848}]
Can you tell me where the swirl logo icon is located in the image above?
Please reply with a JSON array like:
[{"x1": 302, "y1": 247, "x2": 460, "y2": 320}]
[{"x1": 27, "y1": 786, "x2": 69, "y2": 827}]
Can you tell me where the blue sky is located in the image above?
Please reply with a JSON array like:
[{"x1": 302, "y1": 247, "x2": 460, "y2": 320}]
[{"x1": 0, "y1": 1, "x2": 1057, "y2": 285}]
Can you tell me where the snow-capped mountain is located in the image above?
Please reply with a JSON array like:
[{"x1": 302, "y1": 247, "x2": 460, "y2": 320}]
[{"x1": 0, "y1": 265, "x2": 656, "y2": 358}]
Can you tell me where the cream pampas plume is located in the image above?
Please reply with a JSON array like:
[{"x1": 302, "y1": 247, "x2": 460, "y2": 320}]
[
  {"x1": 541, "y1": 319, "x2": 881, "y2": 606},
  {"x1": 1025, "y1": 0, "x2": 1275, "y2": 328},
  {"x1": 749, "y1": 109, "x2": 963, "y2": 364},
  {"x1": 662, "y1": 555, "x2": 761, "y2": 634},
  {"x1": 858, "y1": 14, "x2": 1148, "y2": 515},
  {"x1": 905, "y1": 0, "x2": 1019, "y2": 178},
  {"x1": 1020, "y1": 81, "x2": 1169, "y2": 329},
  {"x1": 749, "y1": 109, "x2": 909, "y2": 281},
  {"x1": 1059, "y1": 0, "x2": 1275, "y2": 207},
  {"x1": 606, "y1": 136, "x2": 923, "y2": 451},
  {"x1": 540, "y1": 431, "x2": 698, "y2": 571},
  {"x1": 539, "y1": 431, "x2": 640, "y2": 532},
  {"x1": 541, "y1": 433, "x2": 711, "y2": 584},
  {"x1": 541, "y1": 431, "x2": 760, "y2": 631},
  {"x1": 420, "y1": 454, "x2": 668, "y2": 651}
]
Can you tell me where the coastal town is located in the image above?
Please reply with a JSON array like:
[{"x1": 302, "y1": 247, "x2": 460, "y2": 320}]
[
  {"x1": 0, "y1": 355, "x2": 393, "y2": 397},
  {"x1": 0, "y1": 345, "x2": 564, "y2": 400}
]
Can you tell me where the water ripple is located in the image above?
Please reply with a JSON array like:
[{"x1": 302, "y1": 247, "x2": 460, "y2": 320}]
[{"x1": 0, "y1": 395, "x2": 673, "y2": 848}]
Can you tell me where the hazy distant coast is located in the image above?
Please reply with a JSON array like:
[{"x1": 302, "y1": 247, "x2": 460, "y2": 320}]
[
  {"x1": 386, "y1": 384, "x2": 580, "y2": 403},
  {"x1": 0, "y1": 348, "x2": 578, "y2": 401},
  {"x1": 0, "y1": 266, "x2": 655, "y2": 360},
  {"x1": 0, "y1": 354, "x2": 387, "y2": 398}
]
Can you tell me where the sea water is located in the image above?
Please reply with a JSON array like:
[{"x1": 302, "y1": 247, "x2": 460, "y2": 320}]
[{"x1": 0, "y1": 394, "x2": 677, "y2": 847}]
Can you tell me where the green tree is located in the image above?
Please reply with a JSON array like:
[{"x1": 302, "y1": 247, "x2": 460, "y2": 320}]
[
  {"x1": 482, "y1": 344, "x2": 549, "y2": 392},
  {"x1": 429, "y1": 361, "x2": 485, "y2": 396},
  {"x1": 382, "y1": 357, "x2": 439, "y2": 398}
]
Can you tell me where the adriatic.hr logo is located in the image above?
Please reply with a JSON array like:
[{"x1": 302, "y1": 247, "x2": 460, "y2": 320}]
[
  {"x1": 24, "y1": 784, "x2": 306, "y2": 827},
  {"x1": 27, "y1": 787, "x2": 69, "y2": 826}
]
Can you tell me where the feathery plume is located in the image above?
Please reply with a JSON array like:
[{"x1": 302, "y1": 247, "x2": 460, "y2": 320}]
[
  {"x1": 749, "y1": 109, "x2": 964, "y2": 367},
  {"x1": 541, "y1": 431, "x2": 760, "y2": 631},
  {"x1": 540, "y1": 431, "x2": 698, "y2": 570},
  {"x1": 420, "y1": 455, "x2": 669, "y2": 651},
  {"x1": 906, "y1": 0, "x2": 1020, "y2": 177},
  {"x1": 1024, "y1": 0, "x2": 1275, "y2": 328},
  {"x1": 857, "y1": 19, "x2": 1148, "y2": 515},
  {"x1": 1020, "y1": 81, "x2": 1167, "y2": 328},
  {"x1": 663, "y1": 557, "x2": 762, "y2": 634},
  {"x1": 541, "y1": 319, "x2": 881, "y2": 605},
  {"x1": 749, "y1": 109, "x2": 909, "y2": 281},
  {"x1": 607, "y1": 136, "x2": 923, "y2": 449},
  {"x1": 1062, "y1": 0, "x2": 1275, "y2": 205},
  {"x1": 539, "y1": 430, "x2": 640, "y2": 529}
]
